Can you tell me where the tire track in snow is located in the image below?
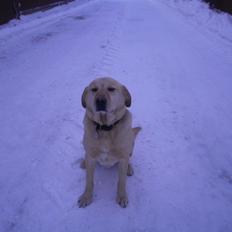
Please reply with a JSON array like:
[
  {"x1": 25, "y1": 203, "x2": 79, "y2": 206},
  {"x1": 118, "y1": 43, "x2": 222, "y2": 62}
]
[{"x1": 91, "y1": 3, "x2": 125, "y2": 77}]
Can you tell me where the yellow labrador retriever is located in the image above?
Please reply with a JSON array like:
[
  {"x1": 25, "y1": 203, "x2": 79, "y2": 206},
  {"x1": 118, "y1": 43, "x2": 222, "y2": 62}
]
[{"x1": 78, "y1": 77, "x2": 141, "y2": 208}]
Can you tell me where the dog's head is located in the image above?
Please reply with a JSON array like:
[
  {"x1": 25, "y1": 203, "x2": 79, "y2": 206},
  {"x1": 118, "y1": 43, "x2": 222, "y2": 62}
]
[{"x1": 81, "y1": 77, "x2": 131, "y2": 126}]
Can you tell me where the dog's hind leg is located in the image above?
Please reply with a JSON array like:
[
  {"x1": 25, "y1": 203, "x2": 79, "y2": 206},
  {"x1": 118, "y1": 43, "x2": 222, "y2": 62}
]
[
  {"x1": 80, "y1": 159, "x2": 86, "y2": 169},
  {"x1": 132, "y1": 127, "x2": 141, "y2": 138},
  {"x1": 127, "y1": 127, "x2": 141, "y2": 176},
  {"x1": 127, "y1": 163, "x2": 134, "y2": 176}
]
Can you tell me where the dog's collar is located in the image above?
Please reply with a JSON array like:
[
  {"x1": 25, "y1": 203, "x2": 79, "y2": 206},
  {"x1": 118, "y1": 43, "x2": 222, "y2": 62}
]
[{"x1": 94, "y1": 119, "x2": 121, "y2": 132}]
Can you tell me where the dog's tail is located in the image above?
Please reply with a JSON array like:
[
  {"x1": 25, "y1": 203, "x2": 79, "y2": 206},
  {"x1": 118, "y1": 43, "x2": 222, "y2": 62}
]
[{"x1": 132, "y1": 127, "x2": 142, "y2": 138}]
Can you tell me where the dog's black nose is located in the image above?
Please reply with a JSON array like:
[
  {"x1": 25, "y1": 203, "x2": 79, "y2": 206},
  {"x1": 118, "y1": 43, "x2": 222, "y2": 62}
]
[{"x1": 96, "y1": 97, "x2": 107, "y2": 111}]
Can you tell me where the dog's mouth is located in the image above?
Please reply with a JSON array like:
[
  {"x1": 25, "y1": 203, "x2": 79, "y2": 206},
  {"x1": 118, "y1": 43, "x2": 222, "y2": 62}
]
[{"x1": 95, "y1": 97, "x2": 107, "y2": 112}]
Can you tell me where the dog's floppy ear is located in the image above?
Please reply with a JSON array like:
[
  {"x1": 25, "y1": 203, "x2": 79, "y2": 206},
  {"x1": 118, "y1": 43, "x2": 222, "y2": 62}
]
[
  {"x1": 81, "y1": 87, "x2": 88, "y2": 108},
  {"x1": 121, "y1": 85, "x2": 131, "y2": 107}
]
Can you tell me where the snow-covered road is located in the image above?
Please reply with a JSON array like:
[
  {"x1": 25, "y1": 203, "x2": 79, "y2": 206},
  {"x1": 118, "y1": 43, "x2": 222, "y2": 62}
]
[{"x1": 1, "y1": 0, "x2": 232, "y2": 231}]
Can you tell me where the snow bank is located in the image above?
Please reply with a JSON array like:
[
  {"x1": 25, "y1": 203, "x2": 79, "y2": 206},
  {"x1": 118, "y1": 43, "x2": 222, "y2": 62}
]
[
  {"x1": 162, "y1": 0, "x2": 232, "y2": 45},
  {"x1": 0, "y1": 0, "x2": 94, "y2": 32}
]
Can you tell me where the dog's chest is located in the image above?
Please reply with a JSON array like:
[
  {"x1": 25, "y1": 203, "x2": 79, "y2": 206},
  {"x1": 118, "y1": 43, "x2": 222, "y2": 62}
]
[
  {"x1": 97, "y1": 152, "x2": 118, "y2": 167},
  {"x1": 96, "y1": 142, "x2": 118, "y2": 167},
  {"x1": 94, "y1": 133, "x2": 118, "y2": 167}
]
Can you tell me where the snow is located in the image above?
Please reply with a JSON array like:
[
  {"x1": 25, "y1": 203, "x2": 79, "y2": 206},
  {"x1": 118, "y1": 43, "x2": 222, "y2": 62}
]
[
  {"x1": 164, "y1": 0, "x2": 232, "y2": 49},
  {"x1": 0, "y1": 0, "x2": 232, "y2": 231}
]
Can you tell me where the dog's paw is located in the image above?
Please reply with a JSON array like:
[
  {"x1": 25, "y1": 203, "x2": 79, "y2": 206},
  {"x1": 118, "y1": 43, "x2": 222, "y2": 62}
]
[
  {"x1": 127, "y1": 163, "x2": 134, "y2": 176},
  {"x1": 116, "y1": 194, "x2": 128, "y2": 208},
  {"x1": 78, "y1": 193, "x2": 92, "y2": 208}
]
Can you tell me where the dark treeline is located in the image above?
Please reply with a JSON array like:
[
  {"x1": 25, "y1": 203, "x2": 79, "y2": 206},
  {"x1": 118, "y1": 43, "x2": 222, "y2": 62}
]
[
  {"x1": 21, "y1": 0, "x2": 70, "y2": 10},
  {"x1": 204, "y1": 0, "x2": 232, "y2": 14},
  {"x1": 0, "y1": 1, "x2": 16, "y2": 24},
  {"x1": 0, "y1": 0, "x2": 71, "y2": 25}
]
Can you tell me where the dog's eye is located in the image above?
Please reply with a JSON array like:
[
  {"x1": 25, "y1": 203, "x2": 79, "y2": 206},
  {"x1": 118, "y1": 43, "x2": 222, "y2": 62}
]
[
  {"x1": 91, "y1": 87, "x2": 98, "y2": 92},
  {"x1": 108, "y1": 87, "x2": 115, "y2": 92}
]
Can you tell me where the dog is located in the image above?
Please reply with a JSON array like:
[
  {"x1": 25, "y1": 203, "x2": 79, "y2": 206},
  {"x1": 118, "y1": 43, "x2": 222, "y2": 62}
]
[{"x1": 78, "y1": 77, "x2": 141, "y2": 208}]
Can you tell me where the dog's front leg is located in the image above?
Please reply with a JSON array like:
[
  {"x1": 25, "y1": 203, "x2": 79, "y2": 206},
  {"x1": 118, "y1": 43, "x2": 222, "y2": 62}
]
[
  {"x1": 78, "y1": 157, "x2": 96, "y2": 208},
  {"x1": 117, "y1": 159, "x2": 129, "y2": 208}
]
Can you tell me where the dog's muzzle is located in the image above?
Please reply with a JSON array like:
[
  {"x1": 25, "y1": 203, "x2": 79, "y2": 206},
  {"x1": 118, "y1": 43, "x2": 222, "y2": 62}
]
[{"x1": 96, "y1": 97, "x2": 107, "y2": 111}]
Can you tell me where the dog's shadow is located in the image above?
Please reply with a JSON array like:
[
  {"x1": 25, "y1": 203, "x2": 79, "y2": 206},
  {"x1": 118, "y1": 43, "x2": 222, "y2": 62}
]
[{"x1": 93, "y1": 164, "x2": 118, "y2": 203}]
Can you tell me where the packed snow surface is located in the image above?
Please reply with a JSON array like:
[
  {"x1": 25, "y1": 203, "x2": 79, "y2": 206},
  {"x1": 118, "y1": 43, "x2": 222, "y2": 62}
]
[{"x1": 0, "y1": 0, "x2": 232, "y2": 231}]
